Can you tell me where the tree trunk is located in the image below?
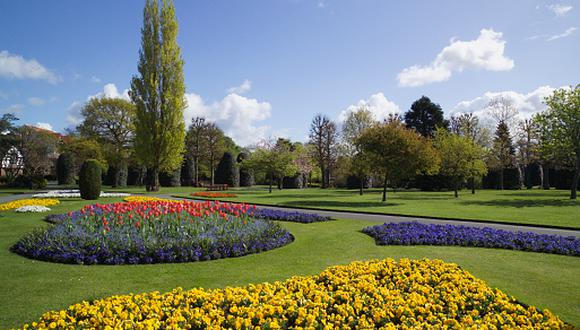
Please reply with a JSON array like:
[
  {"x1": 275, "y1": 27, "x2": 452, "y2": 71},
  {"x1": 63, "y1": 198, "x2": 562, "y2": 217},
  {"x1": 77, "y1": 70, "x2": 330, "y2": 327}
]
[
  {"x1": 146, "y1": 167, "x2": 160, "y2": 192},
  {"x1": 268, "y1": 173, "x2": 273, "y2": 193},
  {"x1": 470, "y1": 176, "x2": 475, "y2": 194},
  {"x1": 454, "y1": 181, "x2": 459, "y2": 198},
  {"x1": 320, "y1": 163, "x2": 326, "y2": 188},
  {"x1": 498, "y1": 168, "x2": 504, "y2": 190},
  {"x1": 542, "y1": 163, "x2": 550, "y2": 190},
  {"x1": 194, "y1": 156, "x2": 199, "y2": 186},
  {"x1": 278, "y1": 177, "x2": 283, "y2": 190},
  {"x1": 359, "y1": 177, "x2": 364, "y2": 196},
  {"x1": 571, "y1": 155, "x2": 579, "y2": 200},
  {"x1": 382, "y1": 175, "x2": 388, "y2": 202},
  {"x1": 525, "y1": 165, "x2": 533, "y2": 189},
  {"x1": 210, "y1": 160, "x2": 215, "y2": 185}
]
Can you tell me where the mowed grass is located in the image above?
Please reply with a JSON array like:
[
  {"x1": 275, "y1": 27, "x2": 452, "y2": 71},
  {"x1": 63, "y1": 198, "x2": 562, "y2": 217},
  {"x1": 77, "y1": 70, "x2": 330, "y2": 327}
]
[
  {"x1": 177, "y1": 188, "x2": 580, "y2": 229},
  {"x1": 0, "y1": 198, "x2": 579, "y2": 327}
]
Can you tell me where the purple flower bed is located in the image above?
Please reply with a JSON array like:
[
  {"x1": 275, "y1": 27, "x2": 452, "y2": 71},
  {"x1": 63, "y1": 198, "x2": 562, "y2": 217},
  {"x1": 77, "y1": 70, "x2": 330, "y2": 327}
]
[
  {"x1": 253, "y1": 208, "x2": 331, "y2": 223},
  {"x1": 362, "y1": 222, "x2": 580, "y2": 256},
  {"x1": 13, "y1": 201, "x2": 293, "y2": 265}
]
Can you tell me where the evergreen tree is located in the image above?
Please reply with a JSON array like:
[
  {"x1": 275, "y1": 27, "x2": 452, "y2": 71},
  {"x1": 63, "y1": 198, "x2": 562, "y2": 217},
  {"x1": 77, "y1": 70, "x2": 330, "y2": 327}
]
[
  {"x1": 404, "y1": 96, "x2": 448, "y2": 137},
  {"x1": 490, "y1": 121, "x2": 515, "y2": 190},
  {"x1": 215, "y1": 152, "x2": 239, "y2": 187},
  {"x1": 130, "y1": 0, "x2": 186, "y2": 191}
]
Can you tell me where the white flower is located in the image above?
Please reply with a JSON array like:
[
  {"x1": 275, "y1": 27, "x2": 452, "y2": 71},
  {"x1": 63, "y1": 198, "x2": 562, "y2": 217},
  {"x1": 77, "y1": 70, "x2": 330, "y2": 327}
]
[
  {"x1": 33, "y1": 190, "x2": 131, "y2": 198},
  {"x1": 15, "y1": 205, "x2": 52, "y2": 213}
]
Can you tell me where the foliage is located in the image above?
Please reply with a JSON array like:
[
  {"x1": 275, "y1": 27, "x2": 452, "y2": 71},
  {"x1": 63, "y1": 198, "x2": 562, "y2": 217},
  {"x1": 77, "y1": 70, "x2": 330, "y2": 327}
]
[
  {"x1": 191, "y1": 192, "x2": 237, "y2": 198},
  {"x1": 205, "y1": 122, "x2": 226, "y2": 185},
  {"x1": 215, "y1": 152, "x2": 239, "y2": 187},
  {"x1": 434, "y1": 129, "x2": 487, "y2": 197},
  {"x1": 130, "y1": 0, "x2": 186, "y2": 191},
  {"x1": 56, "y1": 152, "x2": 75, "y2": 185},
  {"x1": 79, "y1": 159, "x2": 102, "y2": 200},
  {"x1": 159, "y1": 167, "x2": 181, "y2": 187},
  {"x1": 356, "y1": 121, "x2": 440, "y2": 201},
  {"x1": 364, "y1": 222, "x2": 580, "y2": 256},
  {"x1": 16, "y1": 126, "x2": 59, "y2": 185},
  {"x1": 237, "y1": 151, "x2": 254, "y2": 187},
  {"x1": 19, "y1": 258, "x2": 566, "y2": 329},
  {"x1": 11, "y1": 200, "x2": 292, "y2": 265},
  {"x1": 404, "y1": 96, "x2": 448, "y2": 137},
  {"x1": 77, "y1": 97, "x2": 135, "y2": 187},
  {"x1": 185, "y1": 117, "x2": 209, "y2": 185},
  {"x1": 60, "y1": 137, "x2": 108, "y2": 174},
  {"x1": 245, "y1": 141, "x2": 297, "y2": 193},
  {"x1": 538, "y1": 85, "x2": 580, "y2": 199},
  {"x1": 489, "y1": 121, "x2": 516, "y2": 190},
  {"x1": 309, "y1": 114, "x2": 339, "y2": 188},
  {"x1": 0, "y1": 113, "x2": 19, "y2": 158},
  {"x1": 0, "y1": 198, "x2": 59, "y2": 211},
  {"x1": 341, "y1": 106, "x2": 376, "y2": 156}
]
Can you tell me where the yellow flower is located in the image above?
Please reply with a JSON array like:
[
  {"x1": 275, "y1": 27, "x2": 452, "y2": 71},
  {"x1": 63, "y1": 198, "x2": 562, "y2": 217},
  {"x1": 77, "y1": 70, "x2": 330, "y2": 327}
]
[{"x1": 0, "y1": 198, "x2": 60, "y2": 211}]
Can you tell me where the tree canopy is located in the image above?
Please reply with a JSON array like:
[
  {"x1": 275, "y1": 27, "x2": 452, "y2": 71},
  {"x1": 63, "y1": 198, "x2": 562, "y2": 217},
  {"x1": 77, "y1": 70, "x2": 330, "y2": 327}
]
[{"x1": 404, "y1": 96, "x2": 448, "y2": 137}]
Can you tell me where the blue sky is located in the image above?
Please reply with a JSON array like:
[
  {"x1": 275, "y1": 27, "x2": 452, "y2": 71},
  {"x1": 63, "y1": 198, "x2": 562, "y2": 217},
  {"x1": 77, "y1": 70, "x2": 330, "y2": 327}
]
[{"x1": 0, "y1": 0, "x2": 578, "y2": 146}]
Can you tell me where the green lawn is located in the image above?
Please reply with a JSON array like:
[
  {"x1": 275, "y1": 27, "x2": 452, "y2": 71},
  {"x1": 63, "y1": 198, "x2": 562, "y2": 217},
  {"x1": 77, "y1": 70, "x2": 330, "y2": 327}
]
[
  {"x1": 0, "y1": 198, "x2": 578, "y2": 327},
  {"x1": 176, "y1": 188, "x2": 580, "y2": 229}
]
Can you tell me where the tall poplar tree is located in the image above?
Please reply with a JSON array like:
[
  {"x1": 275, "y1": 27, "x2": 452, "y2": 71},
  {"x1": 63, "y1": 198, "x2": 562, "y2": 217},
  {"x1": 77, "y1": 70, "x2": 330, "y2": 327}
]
[{"x1": 130, "y1": 0, "x2": 186, "y2": 191}]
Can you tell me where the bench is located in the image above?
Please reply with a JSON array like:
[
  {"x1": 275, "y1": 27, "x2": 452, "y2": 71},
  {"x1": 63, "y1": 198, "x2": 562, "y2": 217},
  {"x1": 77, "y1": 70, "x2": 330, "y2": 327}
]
[{"x1": 206, "y1": 184, "x2": 229, "y2": 191}]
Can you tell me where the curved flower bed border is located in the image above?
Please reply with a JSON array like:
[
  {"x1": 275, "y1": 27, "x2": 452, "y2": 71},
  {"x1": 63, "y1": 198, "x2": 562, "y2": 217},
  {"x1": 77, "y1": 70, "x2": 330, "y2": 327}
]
[
  {"x1": 363, "y1": 222, "x2": 580, "y2": 256},
  {"x1": 15, "y1": 205, "x2": 51, "y2": 213},
  {"x1": 20, "y1": 258, "x2": 566, "y2": 329},
  {"x1": 13, "y1": 200, "x2": 293, "y2": 265}
]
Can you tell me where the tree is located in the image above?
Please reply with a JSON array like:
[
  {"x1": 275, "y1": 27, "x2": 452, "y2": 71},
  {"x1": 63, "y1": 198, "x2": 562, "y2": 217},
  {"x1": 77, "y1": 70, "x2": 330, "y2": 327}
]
[
  {"x1": 60, "y1": 137, "x2": 108, "y2": 175},
  {"x1": 538, "y1": 85, "x2": 580, "y2": 199},
  {"x1": 77, "y1": 97, "x2": 135, "y2": 187},
  {"x1": 434, "y1": 129, "x2": 487, "y2": 197},
  {"x1": 292, "y1": 143, "x2": 314, "y2": 188},
  {"x1": 237, "y1": 151, "x2": 254, "y2": 187},
  {"x1": 205, "y1": 122, "x2": 225, "y2": 185},
  {"x1": 342, "y1": 107, "x2": 377, "y2": 195},
  {"x1": 487, "y1": 96, "x2": 518, "y2": 128},
  {"x1": 404, "y1": 96, "x2": 448, "y2": 137},
  {"x1": 244, "y1": 140, "x2": 296, "y2": 193},
  {"x1": 450, "y1": 112, "x2": 491, "y2": 193},
  {"x1": 185, "y1": 117, "x2": 208, "y2": 186},
  {"x1": 356, "y1": 121, "x2": 440, "y2": 202},
  {"x1": 130, "y1": 0, "x2": 186, "y2": 191},
  {"x1": 215, "y1": 152, "x2": 239, "y2": 187},
  {"x1": 516, "y1": 118, "x2": 540, "y2": 189},
  {"x1": 489, "y1": 121, "x2": 515, "y2": 190},
  {"x1": 17, "y1": 126, "x2": 59, "y2": 188},
  {"x1": 309, "y1": 114, "x2": 338, "y2": 188},
  {"x1": 79, "y1": 159, "x2": 102, "y2": 200},
  {"x1": 0, "y1": 113, "x2": 19, "y2": 160}
]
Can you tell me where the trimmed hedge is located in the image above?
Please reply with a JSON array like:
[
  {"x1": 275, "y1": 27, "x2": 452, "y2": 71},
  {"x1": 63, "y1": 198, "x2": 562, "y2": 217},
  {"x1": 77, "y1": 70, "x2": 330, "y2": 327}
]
[
  {"x1": 56, "y1": 153, "x2": 75, "y2": 185},
  {"x1": 215, "y1": 152, "x2": 239, "y2": 187},
  {"x1": 79, "y1": 159, "x2": 102, "y2": 200}
]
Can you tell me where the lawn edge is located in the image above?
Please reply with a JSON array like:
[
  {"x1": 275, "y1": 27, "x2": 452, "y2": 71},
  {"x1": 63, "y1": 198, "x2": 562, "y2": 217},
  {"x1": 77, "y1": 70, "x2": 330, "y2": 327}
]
[{"x1": 172, "y1": 195, "x2": 580, "y2": 232}]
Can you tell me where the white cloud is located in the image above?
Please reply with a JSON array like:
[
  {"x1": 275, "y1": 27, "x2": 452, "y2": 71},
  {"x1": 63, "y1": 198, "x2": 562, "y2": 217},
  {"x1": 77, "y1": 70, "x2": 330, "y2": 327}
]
[
  {"x1": 1, "y1": 104, "x2": 24, "y2": 113},
  {"x1": 34, "y1": 122, "x2": 53, "y2": 131},
  {"x1": 0, "y1": 50, "x2": 60, "y2": 84},
  {"x1": 184, "y1": 92, "x2": 272, "y2": 146},
  {"x1": 397, "y1": 29, "x2": 514, "y2": 87},
  {"x1": 27, "y1": 97, "x2": 46, "y2": 106},
  {"x1": 66, "y1": 83, "x2": 130, "y2": 125},
  {"x1": 547, "y1": 27, "x2": 577, "y2": 41},
  {"x1": 226, "y1": 79, "x2": 252, "y2": 94},
  {"x1": 451, "y1": 85, "x2": 560, "y2": 122},
  {"x1": 90, "y1": 76, "x2": 101, "y2": 83},
  {"x1": 547, "y1": 4, "x2": 573, "y2": 16},
  {"x1": 338, "y1": 92, "x2": 400, "y2": 122}
]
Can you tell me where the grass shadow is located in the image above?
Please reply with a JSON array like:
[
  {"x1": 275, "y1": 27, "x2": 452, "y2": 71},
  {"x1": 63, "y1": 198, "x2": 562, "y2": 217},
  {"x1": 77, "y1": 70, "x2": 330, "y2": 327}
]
[
  {"x1": 282, "y1": 200, "x2": 400, "y2": 209},
  {"x1": 460, "y1": 199, "x2": 577, "y2": 208}
]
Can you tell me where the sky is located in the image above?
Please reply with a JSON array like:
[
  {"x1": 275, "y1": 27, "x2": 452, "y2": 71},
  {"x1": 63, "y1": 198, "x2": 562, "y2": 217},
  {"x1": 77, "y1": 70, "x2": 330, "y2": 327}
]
[{"x1": 0, "y1": 0, "x2": 578, "y2": 146}]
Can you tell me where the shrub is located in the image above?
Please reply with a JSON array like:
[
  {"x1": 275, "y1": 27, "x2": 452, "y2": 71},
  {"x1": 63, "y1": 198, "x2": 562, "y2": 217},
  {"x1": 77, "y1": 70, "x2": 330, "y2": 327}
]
[
  {"x1": 56, "y1": 153, "x2": 75, "y2": 185},
  {"x1": 282, "y1": 174, "x2": 304, "y2": 189},
  {"x1": 79, "y1": 159, "x2": 102, "y2": 200},
  {"x1": 160, "y1": 167, "x2": 181, "y2": 187},
  {"x1": 215, "y1": 152, "x2": 239, "y2": 187}
]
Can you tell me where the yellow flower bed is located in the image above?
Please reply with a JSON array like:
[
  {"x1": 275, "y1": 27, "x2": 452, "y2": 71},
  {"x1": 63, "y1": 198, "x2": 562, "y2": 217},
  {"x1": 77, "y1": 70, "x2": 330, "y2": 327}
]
[
  {"x1": 22, "y1": 259, "x2": 566, "y2": 329},
  {"x1": 123, "y1": 196, "x2": 179, "y2": 203},
  {"x1": 0, "y1": 199, "x2": 60, "y2": 211}
]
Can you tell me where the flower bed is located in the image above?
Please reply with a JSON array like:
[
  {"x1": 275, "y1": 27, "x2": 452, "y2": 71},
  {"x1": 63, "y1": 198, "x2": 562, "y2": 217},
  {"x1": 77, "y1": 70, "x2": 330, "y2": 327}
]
[
  {"x1": 192, "y1": 191, "x2": 237, "y2": 198},
  {"x1": 33, "y1": 190, "x2": 130, "y2": 198},
  {"x1": 0, "y1": 199, "x2": 60, "y2": 211},
  {"x1": 20, "y1": 258, "x2": 566, "y2": 329},
  {"x1": 15, "y1": 205, "x2": 51, "y2": 213},
  {"x1": 253, "y1": 208, "x2": 331, "y2": 223},
  {"x1": 363, "y1": 222, "x2": 580, "y2": 256},
  {"x1": 12, "y1": 200, "x2": 292, "y2": 265}
]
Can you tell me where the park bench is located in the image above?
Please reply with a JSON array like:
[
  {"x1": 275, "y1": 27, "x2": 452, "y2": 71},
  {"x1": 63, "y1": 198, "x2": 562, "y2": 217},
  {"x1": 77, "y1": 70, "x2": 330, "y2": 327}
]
[{"x1": 205, "y1": 184, "x2": 229, "y2": 191}]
